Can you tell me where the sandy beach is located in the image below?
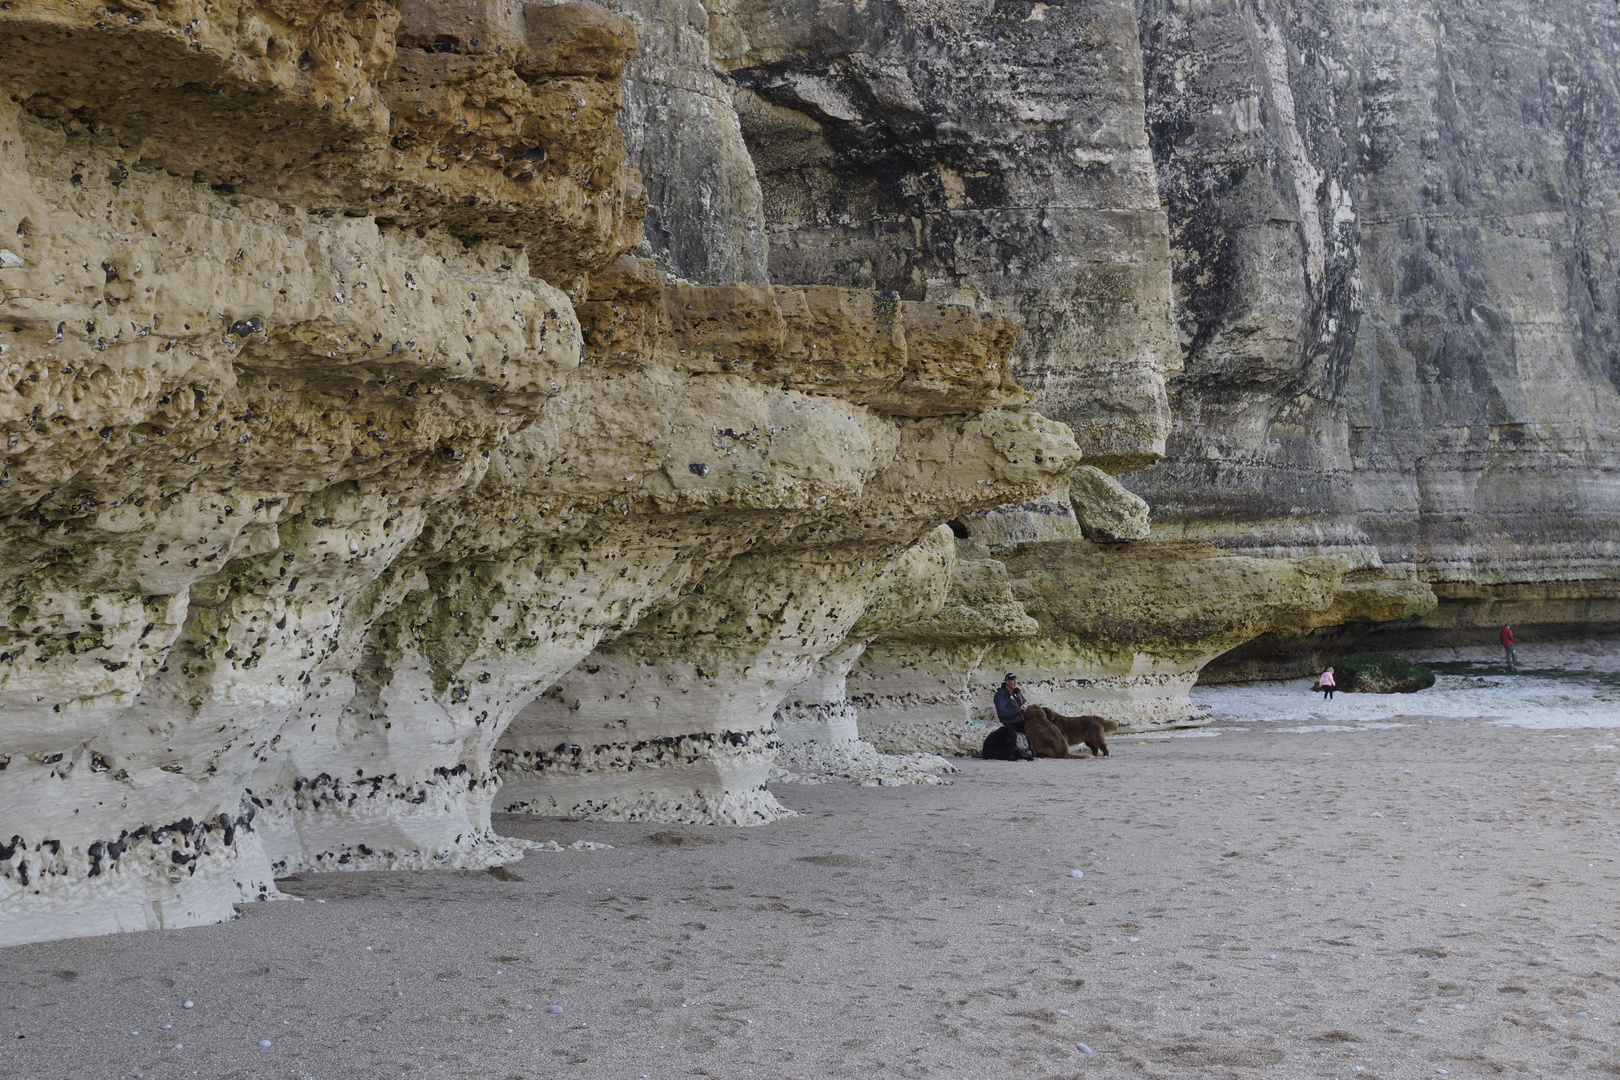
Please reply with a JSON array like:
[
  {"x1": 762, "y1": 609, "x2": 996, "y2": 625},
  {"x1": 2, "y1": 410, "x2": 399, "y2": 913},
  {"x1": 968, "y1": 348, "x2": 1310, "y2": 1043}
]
[{"x1": 4, "y1": 661, "x2": 1619, "y2": 1079}]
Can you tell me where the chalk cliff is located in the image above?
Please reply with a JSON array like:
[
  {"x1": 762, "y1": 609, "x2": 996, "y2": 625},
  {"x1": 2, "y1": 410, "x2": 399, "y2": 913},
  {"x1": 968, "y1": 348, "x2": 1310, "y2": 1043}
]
[
  {"x1": 710, "y1": 0, "x2": 1620, "y2": 668},
  {"x1": 715, "y1": 0, "x2": 1179, "y2": 471},
  {"x1": 0, "y1": 0, "x2": 1079, "y2": 945},
  {"x1": 1128, "y1": 0, "x2": 1620, "y2": 648},
  {"x1": 6, "y1": 0, "x2": 1617, "y2": 949}
]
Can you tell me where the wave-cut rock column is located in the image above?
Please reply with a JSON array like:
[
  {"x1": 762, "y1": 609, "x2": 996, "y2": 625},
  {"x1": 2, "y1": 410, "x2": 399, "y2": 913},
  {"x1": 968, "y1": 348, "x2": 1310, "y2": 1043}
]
[
  {"x1": 774, "y1": 526, "x2": 956, "y2": 748},
  {"x1": 498, "y1": 544, "x2": 914, "y2": 824},
  {"x1": 850, "y1": 540, "x2": 1042, "y2": 755}
]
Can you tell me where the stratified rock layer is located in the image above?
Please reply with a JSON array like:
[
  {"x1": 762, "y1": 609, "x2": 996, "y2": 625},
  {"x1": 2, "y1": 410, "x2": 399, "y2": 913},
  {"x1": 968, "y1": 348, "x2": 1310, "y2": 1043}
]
[
  {"x1": 850, "y1": 537, "x2": 1040, "y2": 755},
  {"x1": 1070, "y1": 466, "x2": 1151, "y2": 544},
  {"x1": 717, "y1": 0, "x2": 1179, "y2": 471},
  {"x1": 0, "y1": 0, "x2": 1081, "y2": 946},
  {"x1": 1201, "y1": 576, "x2": 1439, "y2": 684},
  {"x1": 8, "y1": 0, "x2": 1614, "y2": 950},
  {"x1": 1128, "y1": 0, "x2": 1620, "y2": 637},
  {"x1": 603, "y1": 0, "x2": 769, "y2": 284},
  {"x1": 982, "y1": 540, "x2": 1344, "y2": 729}
]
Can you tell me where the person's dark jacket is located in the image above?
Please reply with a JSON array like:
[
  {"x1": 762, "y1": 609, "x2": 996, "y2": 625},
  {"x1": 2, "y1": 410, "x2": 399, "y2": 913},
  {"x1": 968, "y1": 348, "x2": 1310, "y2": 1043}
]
[{"x1": 994, "y1": 685, "x2": 1027, "y2": 725}]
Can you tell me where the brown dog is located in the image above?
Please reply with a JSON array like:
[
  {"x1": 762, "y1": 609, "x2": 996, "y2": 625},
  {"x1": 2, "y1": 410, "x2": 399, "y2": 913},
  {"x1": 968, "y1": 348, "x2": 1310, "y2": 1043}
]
[
  {"x1": 1046, "y1": 708, "x2": 1117, "y2": 757},
  {"x1": 1021, "y1": 704, "x2": 1072, "y2": 759}
]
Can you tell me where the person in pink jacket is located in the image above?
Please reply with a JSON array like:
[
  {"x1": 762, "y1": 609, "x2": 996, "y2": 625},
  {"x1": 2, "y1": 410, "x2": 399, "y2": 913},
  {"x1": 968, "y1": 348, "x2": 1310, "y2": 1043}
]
[{"x1": 1317, "y1": 666, "x2": 1336, "y2": 701}]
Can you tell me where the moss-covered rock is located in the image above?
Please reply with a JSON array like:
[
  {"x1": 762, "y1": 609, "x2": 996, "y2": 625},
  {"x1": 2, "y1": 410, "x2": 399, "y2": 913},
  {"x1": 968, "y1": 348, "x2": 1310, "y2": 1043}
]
[{"x1": 1335, "y1": 653, "x2": 1435, "y2": 694}]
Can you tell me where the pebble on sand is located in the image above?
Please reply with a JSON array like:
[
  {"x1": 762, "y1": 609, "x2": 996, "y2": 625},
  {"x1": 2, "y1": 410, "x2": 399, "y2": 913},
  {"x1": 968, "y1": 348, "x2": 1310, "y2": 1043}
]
[
  {"x1": 1068, "y1": 869, "x2": 1084, "y2": 878},
  {"x1": 548, "y1": 1005, "x2": 564, "y2": 1014},
  {"x1": 182, "y1": 1002, "x2": 194, "y2": 1009},
  {"x1": 259, "y1": 1040, "x2": 272, "y2": 1048},
  {"x1": 1076, "y1": 1042, "x2": 1094, "y2": 1054},
  {"x1": 522, "y1": 1005, "x2": 534, "y2": 1012}
]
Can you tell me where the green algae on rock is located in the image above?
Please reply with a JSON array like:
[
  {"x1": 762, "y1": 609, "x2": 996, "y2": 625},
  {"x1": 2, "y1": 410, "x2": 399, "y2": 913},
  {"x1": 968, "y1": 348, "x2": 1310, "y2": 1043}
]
[{"x1": 1334, "y1": 653, "x2": 1437, "y2": 695}]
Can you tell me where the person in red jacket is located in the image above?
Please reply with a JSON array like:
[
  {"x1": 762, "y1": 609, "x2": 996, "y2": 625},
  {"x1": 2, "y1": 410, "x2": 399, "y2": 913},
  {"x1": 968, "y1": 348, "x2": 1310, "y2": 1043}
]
[{"x1": 1500, "y1": 624, "x2": 1517, "y2": 670}]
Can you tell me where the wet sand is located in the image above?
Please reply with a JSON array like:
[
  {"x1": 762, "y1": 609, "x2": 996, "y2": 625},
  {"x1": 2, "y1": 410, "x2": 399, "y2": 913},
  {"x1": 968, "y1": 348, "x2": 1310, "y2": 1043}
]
[{"x1": 4, "y1": 713, "x2": 1618, "y2": 1079}]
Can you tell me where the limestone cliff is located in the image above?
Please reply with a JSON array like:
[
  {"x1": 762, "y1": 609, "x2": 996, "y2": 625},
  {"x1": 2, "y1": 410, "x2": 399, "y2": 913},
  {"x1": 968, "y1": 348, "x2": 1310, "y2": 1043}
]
[
  {"x1": 601, "y1": 0, "x2": 769, "y2": 284},
  {"x1": 700, "y1": 0, "x2": 1180, "y2": 470},
  {"x1": 1201, "y1": 575, "x2": 1439, "y2": 684},
  {"x1": 1128, "y1": 0, "x2": 1620, "y2": 645},
  {"x1": 8, "y1": 0, "x2": 1616, "y2": 951},
  {"x1": 0, "y1": 0, "x2": 1080, "y2": 945},
  {"x1": 850, "y1": 536, "x2": 1041, "y2": 755},
  {"x1": 710, "y1": 0, "x2": 1620, "y2": 664}
]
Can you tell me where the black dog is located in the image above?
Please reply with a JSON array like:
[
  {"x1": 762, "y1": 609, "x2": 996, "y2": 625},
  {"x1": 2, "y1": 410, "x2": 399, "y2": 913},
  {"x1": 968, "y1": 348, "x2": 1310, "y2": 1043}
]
[{"x1": 980, "y1": 724, "x2": 1033, "y2": 761}]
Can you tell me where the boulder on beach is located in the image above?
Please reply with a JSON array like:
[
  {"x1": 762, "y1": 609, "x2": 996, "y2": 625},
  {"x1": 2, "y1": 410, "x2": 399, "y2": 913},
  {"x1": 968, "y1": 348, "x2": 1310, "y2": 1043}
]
[{"x1": 1335, "y1": 653, "x2": 1436, "y2": 694}]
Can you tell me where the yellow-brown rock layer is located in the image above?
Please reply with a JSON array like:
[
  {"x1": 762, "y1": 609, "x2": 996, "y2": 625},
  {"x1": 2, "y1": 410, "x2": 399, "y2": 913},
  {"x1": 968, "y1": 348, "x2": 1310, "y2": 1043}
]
[
  {"x1": 0, "y1": 0, "x2": 1084, "y2": 946},
  {"x1": 980, "y1": 540, "x2": 1345, "y2": 728},
  {"x1": 1200, "y1": 577, "x2": 1439, "y2": 684}
]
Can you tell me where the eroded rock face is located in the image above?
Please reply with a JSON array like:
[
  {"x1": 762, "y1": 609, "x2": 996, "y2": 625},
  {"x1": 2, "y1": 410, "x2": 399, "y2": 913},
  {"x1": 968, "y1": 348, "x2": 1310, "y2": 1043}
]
[
  {"x1": 496, "y1": 537, "x2": 942, "y2": 824},
  {"x1": 1127, "y1": 0, "x2": 1620, "y2": 635},
  {"x1": 0, "y1": 0, "x2": 1082, "y2": 945},
  {"x1": 1202, "y1": 577, "x2": 1439, "y2": 684},
  {"x1": 602, "y1": 0, "x2": 769, "y2": 283},
  {"x1": 850, "y1": 538, "x2": 1040, "y2": 754},
  {"x1": 489, "y1": 382, "x2": 1078, "y2": 823},
  {"x1": 0, "y1": 81, "x2": 585, "y2": 939},
  {"x1": 1069, "y1": 466, "x2": 1150, "y2": 544},
  {"x1": 852, "y1": 535, "x2": 1352, "y2": 742},
  {"x1": 715, "y1": 0, "x2": 1179, "y2": 470},
  {"x1": 772, "y1": 527, "x2": 957, "y2": 751},
  {"x1": 12, "y1": 0, "x2": 1605, "y2": 949},
  {"x1": 983, "y1": 541, "x2": 1345, "y2": 728}
]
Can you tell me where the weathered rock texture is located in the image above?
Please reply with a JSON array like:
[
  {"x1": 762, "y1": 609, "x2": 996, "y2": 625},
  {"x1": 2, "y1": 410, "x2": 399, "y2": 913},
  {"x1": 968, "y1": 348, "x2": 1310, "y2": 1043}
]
[
  {"x1": 1070, "y1": 465, "x2": 1151, "y2": 543},
  {"x1": 686, "y1": 0, "x2": 1444, "y2": 704},
  {"x1": 495, "y1": 525, "x2": 963, "y2": 821},
  {"x1": 1201, "y1": 575, "x2": 1438, "y2": 684},
  {"x1": 9, "y1": 0, "x2": 1616, "y2": 950},
  {"x1": 979, "y1": 540, "x2": 1345, "y2": 727},
  {"x1": 714, "y1": 0, "x2": 1180, "y2": 470},
  {"x1": 1333, "y1": 652, "x2": 1437, "y2": 695},
  {"x1": 0, "y1": 0, "x2": 1081, "y2": 946},
  {"x1": 603, "y1": 0, "x2": 769, "y2": 284},
  {"x1": 1128, "y1": 0, "x2": 1620, "y2": 646},
  {"x1": 850, "y1": 537, "x2": 1040, "y2": 754},
  {"x1": 772, "y1": 527, "x2": 957, "y2": 751}
]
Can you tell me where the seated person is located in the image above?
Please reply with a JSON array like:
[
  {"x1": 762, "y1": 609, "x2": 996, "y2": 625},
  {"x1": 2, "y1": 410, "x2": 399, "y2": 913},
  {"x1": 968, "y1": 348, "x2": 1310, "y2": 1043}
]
[{"x1": 994, "y1": 673, "x2": 1028, "y2": 735}]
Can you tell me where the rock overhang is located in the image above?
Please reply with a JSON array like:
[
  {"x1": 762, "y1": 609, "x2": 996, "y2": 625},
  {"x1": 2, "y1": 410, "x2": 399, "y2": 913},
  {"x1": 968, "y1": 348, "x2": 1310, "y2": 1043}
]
[{"x1": 0, "y1": 0, "x2": 1085, "y2": 941}]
